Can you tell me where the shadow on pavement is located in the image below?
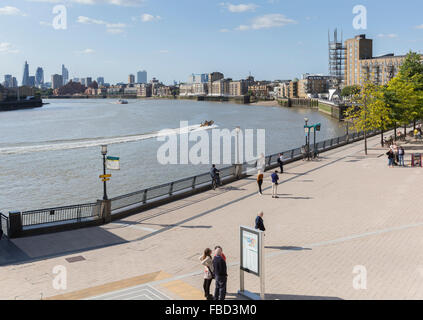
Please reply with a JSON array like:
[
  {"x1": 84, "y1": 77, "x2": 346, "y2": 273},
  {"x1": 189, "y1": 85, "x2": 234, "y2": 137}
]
[
  {"x1": 265, "y1": 246, "x2": 312, "y2": 251},
  {"x1": 0, "y1": 227, "x2": 128, "y2": 267}
]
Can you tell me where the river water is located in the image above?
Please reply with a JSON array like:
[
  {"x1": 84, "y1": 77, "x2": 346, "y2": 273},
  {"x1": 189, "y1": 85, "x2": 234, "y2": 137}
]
[{"x1": 0, "y1": 99, "x2": 346, "y2": 213}]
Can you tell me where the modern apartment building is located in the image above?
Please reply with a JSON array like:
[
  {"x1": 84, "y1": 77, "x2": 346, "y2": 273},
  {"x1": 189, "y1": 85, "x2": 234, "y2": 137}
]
[
  {"x1": 360, "y1": 54, "x2": 410, "y2": 85},
  {"x1": 344, "y1": 34, "x2": 373, "y2": 86},
  {"x1": 298, "y1": 75, "x2": 331, "y2": 98}
]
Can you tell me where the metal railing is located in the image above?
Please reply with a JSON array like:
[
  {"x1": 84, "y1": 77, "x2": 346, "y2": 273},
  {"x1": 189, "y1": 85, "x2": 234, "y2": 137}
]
[
  {"x1": 110, "y1": 165, "x2": 236, "y2": 212},
  {"x1": 1, "y1": 213, "x2": 9, "y2": 238},
  {"x1": 7, "y1": 127, "x2": 383, "y2": 233},
  {"x1": 21, "y1": 202, "x2": 100, "y2": 227}
]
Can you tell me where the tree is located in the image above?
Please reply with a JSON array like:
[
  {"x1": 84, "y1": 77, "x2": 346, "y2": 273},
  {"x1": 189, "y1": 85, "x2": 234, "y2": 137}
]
[
  {"x1": 386, "y1": 52, "x2": 423, "y2": 136},
  {"x1": 345, "y1": 79, "x2": 390, "y2": 155},
  {"x1": 341, "y1": 85, "x2": 361, "y2": 99}
]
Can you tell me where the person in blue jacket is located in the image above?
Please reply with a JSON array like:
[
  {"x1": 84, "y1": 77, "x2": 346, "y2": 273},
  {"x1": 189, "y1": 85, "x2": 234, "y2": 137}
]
[{"x1": 255, "y1": 211, "x2": 266, "y2": 232}]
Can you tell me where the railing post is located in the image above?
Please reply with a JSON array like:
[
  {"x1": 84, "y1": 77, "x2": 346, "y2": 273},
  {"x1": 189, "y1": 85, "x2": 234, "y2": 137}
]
[
  {"x1": 291, "y1": 150, "x2": 294, "y2": 159},
  {"x1": 142, "y1": 189, "x2": 147, "y2": 204},
  {"x1": 169, "y1": 182, "x2": 174, "y2": 196},
  {"x1": 192, "y1": 176, "x2": 197, "y2": 189},
  {"x1": 100, "y1": 200, "x2": 111, "y2": 224},
  {"x1": 8, "y1": 211, "x2": 22, "y2": 238}
]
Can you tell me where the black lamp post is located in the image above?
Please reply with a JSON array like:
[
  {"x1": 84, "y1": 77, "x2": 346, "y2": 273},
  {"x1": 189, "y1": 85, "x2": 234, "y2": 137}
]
[
  {"x1": 304, "y1": 118, "x2": 310, "y2": 161},
  {"x1": 101, "y1": 145, "x2": 108, "y2": 200}
]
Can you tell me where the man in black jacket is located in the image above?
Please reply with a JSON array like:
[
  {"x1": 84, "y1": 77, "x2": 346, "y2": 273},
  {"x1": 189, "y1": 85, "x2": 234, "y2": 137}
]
[
  {"x1": 213, "y1": 247, "x2": 227, "y2": 300},
  {"x1": 255, "y1": 211, "x2": 266, "y2": 232}
]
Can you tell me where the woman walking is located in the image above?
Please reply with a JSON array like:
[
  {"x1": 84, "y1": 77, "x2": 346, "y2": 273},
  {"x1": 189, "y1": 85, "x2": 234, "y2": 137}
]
[
  {"x1": 257, "y1": 170, "x2": 264, "y2": 195},
  {"x1": 199, "y1": 248, "x2": 214, "y2": 300}
]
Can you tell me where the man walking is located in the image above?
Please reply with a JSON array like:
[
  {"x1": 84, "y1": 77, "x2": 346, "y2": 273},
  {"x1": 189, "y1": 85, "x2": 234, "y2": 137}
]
[
  {"x1": 271, "y1": 171, "x2": 279, "y2": 198},
  {"x1": 255, "y1": 211, "x2": 266, "y2": 232},
  {"x1": 213, "y1": 247, "x2": 227, "y2": 300}
]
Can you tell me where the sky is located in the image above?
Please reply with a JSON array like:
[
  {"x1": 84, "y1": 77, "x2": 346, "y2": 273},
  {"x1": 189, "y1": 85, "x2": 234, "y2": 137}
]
[{"x1": 0, "y1": 0, "x2": 423, "y2": 85}]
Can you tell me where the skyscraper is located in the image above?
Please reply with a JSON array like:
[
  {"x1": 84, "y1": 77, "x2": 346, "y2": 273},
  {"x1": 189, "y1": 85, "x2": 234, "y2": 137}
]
[
  {"x1": 35, "y1": 67, "x2": 44, "y2": 87},
  {"x1": 52, "y1": 74, "x2": 63, "y2": 89},
  {"x1": 97, "y1": 77, "x2": 105, "y2": 86},
  {"x1": 85, "y1": 77, "x2": 92, "y2": 87},
  {"x1": 62, "y1": 64, "x2": 69, "y2": 85},
  {"x1": 137, "y1": 70, "x2": 147, "y2": 84},
  {"x1": 4, "y1": 75, "x2": 12, "y2": 88},
  {"x1": 28, "y1": 76, "x2": 36, "y2": 87},
  {"x1": 128, "y1": 74, "x2": 135, "y2": 85},
  {"x1": 22, "y1": 61, "x2": 29, "y2": 86}
]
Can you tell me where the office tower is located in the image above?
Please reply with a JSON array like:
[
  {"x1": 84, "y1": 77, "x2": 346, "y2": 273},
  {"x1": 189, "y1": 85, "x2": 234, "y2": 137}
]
[
  {"x1": 22, "y1": 61, "x2": 29, "y2": 86},
  {"x1": 128, "y1": 74, "x2": 135, "y2": 84},
  {"x1": 81, "y1": 78, "x2": 86, "y2": 86},
  {"x1": 11, "y1": 77, "x2": 18, "y2": 88},
  {"x1": 137, "y1": 70, "x2": 147, "y2": 84},
  {"x1": 4, "y1": 75, "x2": 12, "y2": 88},
  {"x1": 85, "y1": 77, "x2": 92, "y2": 87},
  {"x1": 97, "y1": 77, "x2": 105, "y2": 86},
  {"x1": 51, "y1": 74, "x2": 63, "y2": 89},
  {"x1": 35, "y1": 67, "x2": 44, "y2": 87},
  {"x1": 344, "y1": 34, "x2": 373, "y2": 86},
  {"x1": 62, "y1": 64, "x2": 69, "y2": 85},
  {"x1": 28, "y1": 76, "x2": 35, "y2": 87},
  {"x1": 73, "y1": 78, "x2": 80, "y2": 83}
]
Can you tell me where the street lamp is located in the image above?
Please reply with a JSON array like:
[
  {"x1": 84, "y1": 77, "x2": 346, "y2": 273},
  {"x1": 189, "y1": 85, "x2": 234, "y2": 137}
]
[
  {"x1": 101, "y1": 145, "x2": 108, "y2": 200},
  {"x1": 235, "y1": 126, "x2": 241, "y2": 165},
  {"x1": 304, "y1": 118, "x2": 309, "y2": 160}
]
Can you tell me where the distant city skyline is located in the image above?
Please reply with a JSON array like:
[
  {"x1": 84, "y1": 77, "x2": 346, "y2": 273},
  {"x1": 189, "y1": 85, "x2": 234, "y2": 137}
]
[{"x1": 1, "y1": 0, "x2": 423, "y2": 84}]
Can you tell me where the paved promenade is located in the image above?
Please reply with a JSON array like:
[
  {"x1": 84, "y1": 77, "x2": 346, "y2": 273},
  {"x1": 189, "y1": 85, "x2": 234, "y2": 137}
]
[{"x1": 1, "y1": 132, "x2": 423, "y2": 300}]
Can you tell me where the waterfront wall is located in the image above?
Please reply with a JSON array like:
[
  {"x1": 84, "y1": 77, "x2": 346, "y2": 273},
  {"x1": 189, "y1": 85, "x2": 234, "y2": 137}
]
[{"x1": 0, "y1": 99, "x2": 43, "y2": 112}]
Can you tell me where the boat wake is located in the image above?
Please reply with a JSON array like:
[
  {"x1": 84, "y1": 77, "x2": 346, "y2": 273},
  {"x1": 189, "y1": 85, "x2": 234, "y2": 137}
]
[{"x1": 0, "y1": 124, "x2": 218, "y2": 155}]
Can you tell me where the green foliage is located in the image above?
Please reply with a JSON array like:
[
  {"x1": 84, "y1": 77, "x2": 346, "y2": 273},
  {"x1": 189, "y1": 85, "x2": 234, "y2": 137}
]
[{"x1": 341, "y1": 85, "x2": 361, "y2": 98}]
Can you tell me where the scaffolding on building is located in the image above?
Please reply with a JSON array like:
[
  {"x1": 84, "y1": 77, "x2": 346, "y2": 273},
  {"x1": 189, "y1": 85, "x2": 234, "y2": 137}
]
[{"x1": 328, "y1": 29, "x2": 346, "y2": 90}]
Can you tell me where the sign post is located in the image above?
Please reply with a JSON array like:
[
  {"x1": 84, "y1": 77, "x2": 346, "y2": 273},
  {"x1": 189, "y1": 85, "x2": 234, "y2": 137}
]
[{"x1": 238, "y1": 226, "x2": 265, "y2": 300}]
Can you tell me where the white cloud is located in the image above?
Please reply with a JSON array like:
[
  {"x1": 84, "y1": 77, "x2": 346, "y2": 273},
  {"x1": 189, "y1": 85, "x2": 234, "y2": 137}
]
[
  {"x1": 159, "y1": 50, "x2": 169, "y2": 54},
  {"x1": 26, "y1": 0, "x2": 145, "y2": 6},
  {"x1": 219, "y1": 28, "x2": 230, "y2": 33},
  {"x1": 141, "y1": 13, "x2": 161, "y2": 22},
  {"x1": 77, "y1": 16, "x2": 126, "y2": 34},
  {"x1": 0, "y1": 42, "x2": 19, "y2": 54},
  {"x1": 416, "y1": 25, "x2": 423, "y2": 29},
  {"x1": 0, "y1": 6, "x2": 25, "y2": 16},
  {"x1": 220, "y1": 3, "x2": 258, "y2": 13},
  {"x1": 236, "y1": 13, "x2": 296, "y2": 31},
  {"x1": 76, "y1": 48, "x2": 95, "y2": 54},
  {"x1": 377, "y1": 33, "x2": 398, "y2": 38}
]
